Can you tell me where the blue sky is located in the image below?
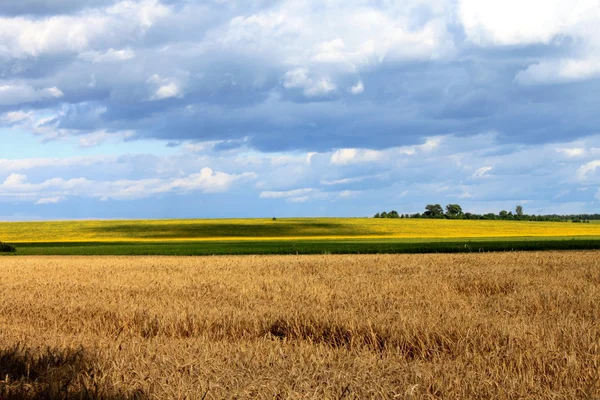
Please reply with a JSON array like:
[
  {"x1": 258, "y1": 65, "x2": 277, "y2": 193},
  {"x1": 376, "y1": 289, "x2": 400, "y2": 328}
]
[{"x1": 1, "y1": 0, "x2": 599, "y2": 220}]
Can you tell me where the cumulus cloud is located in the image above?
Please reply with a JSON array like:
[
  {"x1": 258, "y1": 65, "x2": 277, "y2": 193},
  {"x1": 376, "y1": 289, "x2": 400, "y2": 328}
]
[
  {"x1": 0, "y1": 168, "x2": 257, "y2": 203},
  {"x1": 516, "y1": 59, "x2": 600, "y2": 85},
  {"x1": 283, "y1": 69, "x2": 336, "y2": 97},
  {"x1": 0, "y1": 0, "x2": 169, "y2": 59},
  {"x1": 459, "y1": 0, "x2": 599, "y2": 46}
]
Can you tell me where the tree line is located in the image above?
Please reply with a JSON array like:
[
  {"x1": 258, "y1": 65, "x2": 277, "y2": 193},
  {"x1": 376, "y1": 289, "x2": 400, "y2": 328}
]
[{"x1": 374, "y1": 204, "x2": 599, "y2": 222}]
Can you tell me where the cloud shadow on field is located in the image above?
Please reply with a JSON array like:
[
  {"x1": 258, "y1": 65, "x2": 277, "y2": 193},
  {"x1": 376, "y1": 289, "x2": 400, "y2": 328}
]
[
  {"x1": 0, "y1": 344, "x2": 145, "y2": 400},
  {"x1": 84, "y1": 221, "x2": 379, "y2": 239}
]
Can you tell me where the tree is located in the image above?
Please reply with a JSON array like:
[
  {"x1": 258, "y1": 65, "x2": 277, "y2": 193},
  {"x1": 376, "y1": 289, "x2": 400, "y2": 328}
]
[
  {"x1": 515, "y1": 205, "x2": 524, "y2": 217},
  {"x1": 424, "y1": 204, "x2": 444, "y2": 218},
  {"x1": 388, "y1": 210, "x2": 400, "y2": 218},
  {"x1": 445, "y1": 204, "x2": 463, "y2": 218},
  {"x1": 374, "y1": 212, "x2": 381, "y2": 218},
  {"x1": 380, "y1": 211, "x2": 388, "y2": 218},
  {"x1": 499, "y1": 210, "x2": 508, "y2": 219}
]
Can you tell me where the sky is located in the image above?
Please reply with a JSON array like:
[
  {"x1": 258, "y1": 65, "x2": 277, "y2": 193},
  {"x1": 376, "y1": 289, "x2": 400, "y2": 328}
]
[{"x1": 1, "y1": 0, "x2": 600, "y2": 220}]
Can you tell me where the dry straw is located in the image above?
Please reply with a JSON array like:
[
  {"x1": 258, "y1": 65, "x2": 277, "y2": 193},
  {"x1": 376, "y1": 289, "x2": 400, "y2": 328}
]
[{"x1": 0, "y1": 252, "x2": 599, "y2": 398}]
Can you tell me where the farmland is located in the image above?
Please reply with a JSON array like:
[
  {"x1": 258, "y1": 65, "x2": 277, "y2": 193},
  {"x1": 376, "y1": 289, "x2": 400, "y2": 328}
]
[
  {"x1": 2, "y1": 218, "x2": 600, "y2": 255},
  {"x1": 1, "y1": 252, "x2": 599, "y2": 398}
]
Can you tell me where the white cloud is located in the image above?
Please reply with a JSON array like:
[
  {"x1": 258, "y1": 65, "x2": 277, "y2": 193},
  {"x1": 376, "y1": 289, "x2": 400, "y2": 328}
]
[
  {"x1": 1, "y1": 111, "x2": 33, "y2": 124},
  {"x1": 78, "y1": 130, "x2": 134, "y2": 148},
  {"x1": 287, "y1": 196, "x2": 309, "y2": 203},
  {"x1": 330, "y1": 148, "x2": 382, "y2": 165},
  {"x1": 349, "y1": 80, "x2": 364, "y2": 95},
  {"x1": 283, "y1": 69, "x2": 336, "y2": 97},
  {"x1": 35, "y1": 196, "x2": 67, "y2": 205},
  {"x1": 216, "y1": 1, "x2": 454, "y2": 91},
  {"x1": 339, "y1": 190, "x2": 360, "y2": 198},
  {"x1": 577, "y1": 160, "x2": 600, "y2": 181},
  {"x1": 4, "y1": 173, "x2": 27, "y2": 186},
  {"x1": 516, "y1": 58, "x2": 600, "y2": 85},
  {"x1": 0, "y1": 155, "x2": 113, "y2": 172},
  {"x1": 0, "y1": 0, "x2": 169, "y2": 59},
  {"x1": 473, "y1": 166, "x2": 492, "y2": 177},
  {"x1": 259, "y1": 188, "x2": 315, "y2": 199},
  {"x1": 78, "y1": 48, "x2": 136, "y2": 63},
  {"x1": 459, "y1": 0, "x2": 600, "y2": 46},
  {"x1": 0, "y1": 85, "x2": 63, "y2": 105},
  {"x1": 0, "y1": 168, "x2": 256, "y2": 202},
  {"x1": 321, "y1": 176, "x2": 368, "y2": 185},
  {"x1": 148, "y1": 74, "x2": 183, "y2": 100},
  {"x1": 556, "y1": 147, "x2": 586, "y2": 158}
]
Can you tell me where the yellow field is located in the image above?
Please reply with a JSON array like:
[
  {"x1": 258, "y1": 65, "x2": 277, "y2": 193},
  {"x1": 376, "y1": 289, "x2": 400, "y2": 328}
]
[
  {"x1": 1, "y1": 252, "x2": 599, "y2": 398},
  {"x1": 1, "y1": 218, "x2": 600, "y2": 243}
]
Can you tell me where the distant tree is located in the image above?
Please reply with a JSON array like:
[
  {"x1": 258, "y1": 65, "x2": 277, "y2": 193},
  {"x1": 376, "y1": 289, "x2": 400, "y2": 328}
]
[
  {"x1": 445, "y1": 204, "x2": 463, "y2": 218},
  {"x1": 381, "y1": 211, "x2": 388, "y2": 218},
  {"x1": 388, "y1": 210, "x2": 400, "y2": 218},
  {"x1": 374, "y1": 212, "x2": 381, "y2": 218},
  {"x1": 499, "y1": 210, "x2": 508, "y2": 219},
  {"x1": 515, "y1": 205, "x2": 524, "y2": 217},
  {"x1": 424, "y1": 204, "x2": 444, "y2": 218}
]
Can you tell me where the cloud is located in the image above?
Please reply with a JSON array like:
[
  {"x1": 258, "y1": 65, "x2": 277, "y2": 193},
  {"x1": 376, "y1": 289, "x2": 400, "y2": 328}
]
[
  {"x1": 0, "y1": 0, "x2": 169, "y2": 58},
  {"x1": 458, "y1": 0, "x2": 599, "y2": 46},
  {"x1": 350, "y1": 81, "x2": 364, "y2": 95},
  {"x1": 0, "y1": 85, "x2": 63, "y2": 105},
  {"x1": 0, "y1": 168, "x2": 257, "y2": 203},
  {"x1": 259, "y1": 188, "x2": 315, "y2": 199},
  {"x1": 1, "y1": 111, "x2": 33, "y2": 124},
  {"x1": 148, "y1": 74, "x2": 183, "y2": 100},
  {"x1": 516, "y1": 59, "x2": 600, "y2": 85},
  {"x1": 3, "y1": 173, "x2": 28, "y2": 186},
  {"x1": 472, "y1": 166, "x2": 492, "y2": 178},
  {"x1": 78, "y1": 48, "x2": 136, "y2": 63},
  {"x1": 576, "y1": 160, "x2": 600, "y2": 181},
  {"x1": 35, "y1": 196, "x2": 67, "y2": 205},
  {"x1": 556, "y1": 147, "x2": 586, "y2": 158},
  {"x1": 283, "y1": 69, "x2": 336, "y2": 97},
  {"x1": 330, "y1": 148, "x2": 382, "y2": 165}
]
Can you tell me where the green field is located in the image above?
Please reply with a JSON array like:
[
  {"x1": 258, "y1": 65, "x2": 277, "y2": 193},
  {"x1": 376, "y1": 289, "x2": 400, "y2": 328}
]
[{"x1": 2, "y1": 218, "x2": 600, "y2": 255}]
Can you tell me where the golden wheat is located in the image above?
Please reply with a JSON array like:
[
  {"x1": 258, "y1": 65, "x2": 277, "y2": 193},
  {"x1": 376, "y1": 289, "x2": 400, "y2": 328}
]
[{"x1": 0, "y1": 252, "x2": 599, "y2": 399}]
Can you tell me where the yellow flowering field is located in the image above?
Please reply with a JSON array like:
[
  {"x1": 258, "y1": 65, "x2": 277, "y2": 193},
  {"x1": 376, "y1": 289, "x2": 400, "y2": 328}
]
[{"x1": 1, "y1": 218, "x2": 599, "y2": 243}]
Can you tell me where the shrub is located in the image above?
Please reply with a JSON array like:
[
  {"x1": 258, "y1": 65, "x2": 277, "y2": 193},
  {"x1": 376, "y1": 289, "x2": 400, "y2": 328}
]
[{"x1": 0, "y1": 242, "x2": 16, "y2": 253}]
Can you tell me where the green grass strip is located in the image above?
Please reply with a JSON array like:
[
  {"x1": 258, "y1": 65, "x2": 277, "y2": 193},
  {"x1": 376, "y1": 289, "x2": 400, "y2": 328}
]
[{"x1": 3, "y1": 239, "x2": 600, "y2": 256}]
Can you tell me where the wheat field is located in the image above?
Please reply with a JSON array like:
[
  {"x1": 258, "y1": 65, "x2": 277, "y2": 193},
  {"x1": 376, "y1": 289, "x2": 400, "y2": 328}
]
[{"x1": 1, "y1": 252, "x2": 599, "y2": 399}]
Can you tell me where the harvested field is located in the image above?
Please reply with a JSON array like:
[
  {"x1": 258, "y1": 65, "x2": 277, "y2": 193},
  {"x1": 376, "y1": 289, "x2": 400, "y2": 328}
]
[{"x1": 1, "y1": 252, "x2": 599, "y2": 399}]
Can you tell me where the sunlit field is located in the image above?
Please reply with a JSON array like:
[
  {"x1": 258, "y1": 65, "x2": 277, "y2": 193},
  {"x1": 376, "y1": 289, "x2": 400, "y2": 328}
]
[
  {"x1": 1, "y1": 252, "x2": 599, "y2": 399},
  {"x1": 2, "y1": 218, "x2": 600, "y2": 243}
]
